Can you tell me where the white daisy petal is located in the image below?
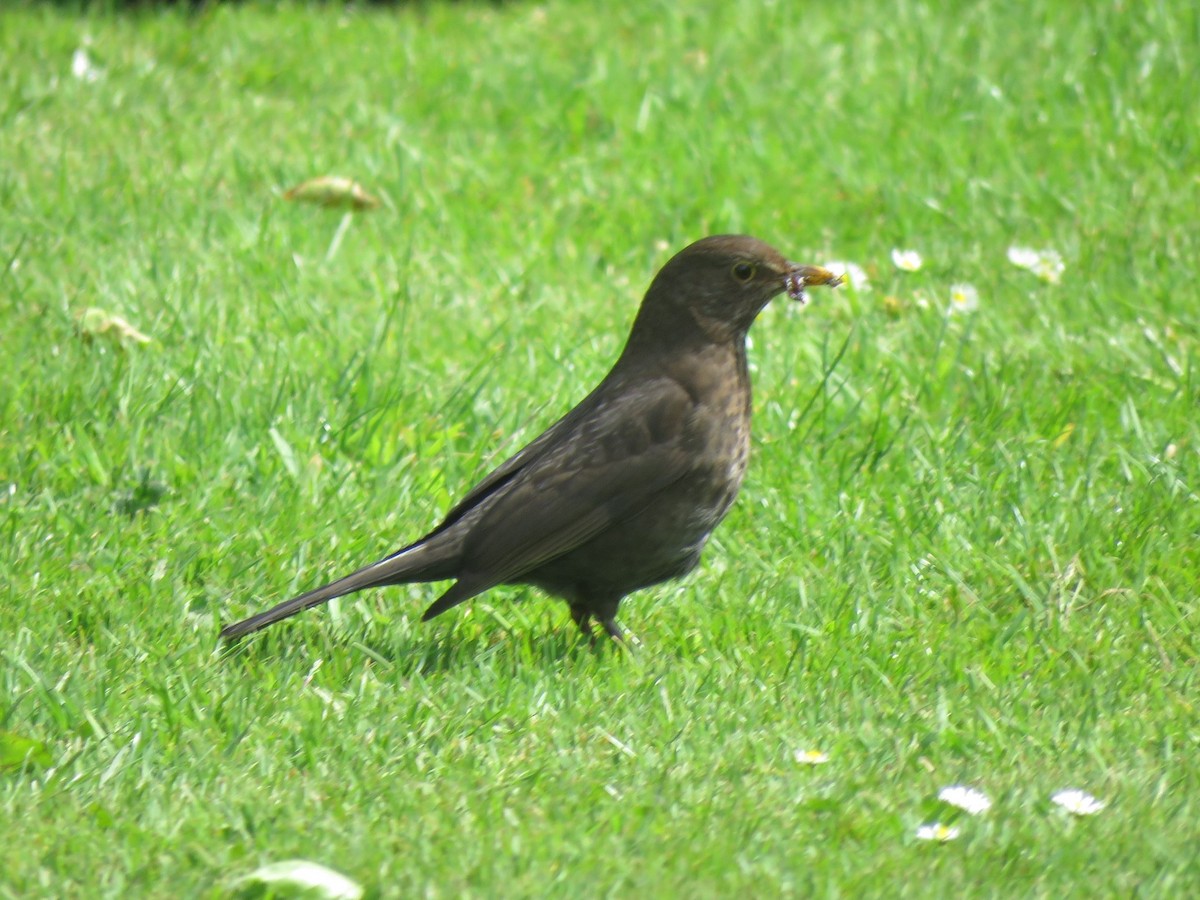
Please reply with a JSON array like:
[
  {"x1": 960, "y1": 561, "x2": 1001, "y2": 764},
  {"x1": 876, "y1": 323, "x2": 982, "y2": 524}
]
[
  {"x1": 1051, "y1": 789, "x2": 1106, "y2": 816},
  {"x1": 938, "y1": 785, "x2": 991, "y2": 815},
  {"x1": 916, "y1": 823, "x2": 960, "y2": 842},
  {"x1": 1007, "y1": 246, "x2": 1040, "y2": 269},
  {"x1": 891, "y1": 248, "x2": 923, "y2": 272},
  {"x1": 71, "y1": 48, "x2": 103, "y2": 83}
]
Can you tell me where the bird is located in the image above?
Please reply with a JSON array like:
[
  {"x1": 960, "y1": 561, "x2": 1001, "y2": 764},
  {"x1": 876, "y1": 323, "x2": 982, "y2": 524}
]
[{"x1": 219, "y1": 235, "x2": 840, "y2": 643}]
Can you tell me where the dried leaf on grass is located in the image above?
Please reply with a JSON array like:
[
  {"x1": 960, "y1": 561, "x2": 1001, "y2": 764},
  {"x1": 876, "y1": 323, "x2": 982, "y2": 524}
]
[
  {"x1": 75, "y1": 307, "x2": 152, "y2": 346},
  {"x1": 283, "y1": 176, "x2": 381, "y2": 211}
]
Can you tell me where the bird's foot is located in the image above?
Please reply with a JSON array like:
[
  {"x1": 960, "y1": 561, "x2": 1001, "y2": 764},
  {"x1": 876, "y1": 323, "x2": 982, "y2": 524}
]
[
  {"x1": 600, "y1": 617, "x2": 640, "y2": 649},
  {"x1": 571, "y1": 606, "x2": 637, "y2": 650}
]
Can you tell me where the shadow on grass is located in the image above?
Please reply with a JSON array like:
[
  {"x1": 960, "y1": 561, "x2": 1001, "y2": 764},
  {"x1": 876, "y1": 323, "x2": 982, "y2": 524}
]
[
  {"x1": 215, "y1": 607, "x2": 617, "y2": 677},
  {"x1": 361, "y1": 627, "x2": 611, "y2": 677}
]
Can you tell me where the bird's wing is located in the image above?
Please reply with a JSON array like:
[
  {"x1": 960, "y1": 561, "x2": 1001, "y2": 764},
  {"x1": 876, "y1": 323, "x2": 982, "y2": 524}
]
[
  {"x1": 456, "y1": 377, "x2": 697, "y2": 586},
  {"x1": 422, "y1": 379, "x2": 613, "y2": 538}
]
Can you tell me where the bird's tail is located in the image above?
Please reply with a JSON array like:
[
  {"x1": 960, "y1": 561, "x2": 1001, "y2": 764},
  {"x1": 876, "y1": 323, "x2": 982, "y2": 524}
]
[{"x1": 219, "y1": 540, "x2": 453, "y2": 640}]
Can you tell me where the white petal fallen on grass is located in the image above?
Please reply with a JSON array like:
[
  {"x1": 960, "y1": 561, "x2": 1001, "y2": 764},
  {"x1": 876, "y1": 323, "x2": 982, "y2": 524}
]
[
  {"x1": 1051, "y1": 789, "x2": 1106, "y2": 816},
  {"x1": 793, "y1": 749, "x2": 830, "y2": 765},
  {"x1": 1007, "y1": 245, "x2": 1065, "y2": 283},
  {"x1": 1006, "y1": 246, "x2": 1040, "y2": 269},
  {"x1": 938, "y1": 785, "x2": 991, "y2": 815},
  {"x1": 891, "y1": 248, "x2": 923, "y2": 271},
  {"x1": 915, "y1": 823, "x2": 960, "y2": 842},
  {"x1": 75, "y1": 307, "x2": 152, "y2": 346},
  {"x1": 284, "y1": 176, "x2": 381, "y2": 211},
  {"x1": 824, "y1": 261, "x2": 870, "y2": 292},
  {"x1": 71, "y1": 48, "x2": 103, "y2": 83},
  {"x1": 947, "y1": 283, "x2": 979, "y2": 315},
  {"x1": 234, "y1": 860, "x2": 363, "y2": 900}
]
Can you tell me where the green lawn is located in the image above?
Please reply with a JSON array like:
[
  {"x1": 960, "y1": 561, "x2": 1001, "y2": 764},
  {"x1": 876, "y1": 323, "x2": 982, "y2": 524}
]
[{"x1": 2, "y1": 0, "x2": 1198, "y2": 896}]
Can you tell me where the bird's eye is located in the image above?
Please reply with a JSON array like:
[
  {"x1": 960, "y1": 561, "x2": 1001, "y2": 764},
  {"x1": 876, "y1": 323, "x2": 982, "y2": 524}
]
[{"x1": 732, "y1": 262, "x2": 756, "y2": 282}]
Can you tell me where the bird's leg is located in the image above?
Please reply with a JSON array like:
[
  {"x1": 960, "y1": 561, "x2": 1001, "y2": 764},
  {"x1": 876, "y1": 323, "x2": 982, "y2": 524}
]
[
  {"x1": 599, "y1": 617, "x2": 641, "y2": 648},
  {"x1": 570, "y1": 605, "x2": 595, "y2": 641},
  {"x1": 599, "y1": 617, "x2": 623, "y2": 641}
]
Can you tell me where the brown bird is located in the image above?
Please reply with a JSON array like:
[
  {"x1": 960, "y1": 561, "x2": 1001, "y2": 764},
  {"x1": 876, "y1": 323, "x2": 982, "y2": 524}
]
[{"x1": 220, "y1": 235, "x2": 840, "y2": 643}]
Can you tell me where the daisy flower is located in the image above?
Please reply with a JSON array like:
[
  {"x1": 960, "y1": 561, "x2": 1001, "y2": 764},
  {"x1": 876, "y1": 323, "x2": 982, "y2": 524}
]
[
  {"x1": 891, "y1": 248, "x2": 923, "y2": 272},
  {"x1": 824, "y1": 261, "x2": 870, "y2": 292},
  {"x1": 793, "y1": 749, "x2": 830, "y2": 765},
  {"x1": 938, "y1": 785, "x2": 991, "y2": 815},
  {"x1": 947, "y1": 283, "x2": 979, "y2": 315},
  {"x1": 915, "y1": 823, "x2": 960, "y2": 842},
  {"x1": 1007, "y1": 246, "x2": 1065, "y2": 283},
  {"x1": 1051, "y1": 789, "x2": 1106, "y2": 816}
]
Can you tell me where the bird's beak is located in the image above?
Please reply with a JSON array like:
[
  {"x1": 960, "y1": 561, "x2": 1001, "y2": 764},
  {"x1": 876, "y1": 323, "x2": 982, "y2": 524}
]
[{"x1": 784, "y1": 264, "x2": 843, "y2": 305}]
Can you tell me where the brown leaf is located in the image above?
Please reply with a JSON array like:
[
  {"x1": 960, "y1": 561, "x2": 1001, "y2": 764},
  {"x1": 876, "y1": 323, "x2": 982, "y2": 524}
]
[
  {"x1": 75, "y1": 307, "x2": 152, "y2": 346},
  {"x1": 283, "y1": 176, "x2": 381, "y2": 211}
]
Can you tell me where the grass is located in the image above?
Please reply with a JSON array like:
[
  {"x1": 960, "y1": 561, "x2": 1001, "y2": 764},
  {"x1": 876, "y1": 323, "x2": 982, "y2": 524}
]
[{"x1": 2, "y1": 0, "x2": 1198, "y2": 895}]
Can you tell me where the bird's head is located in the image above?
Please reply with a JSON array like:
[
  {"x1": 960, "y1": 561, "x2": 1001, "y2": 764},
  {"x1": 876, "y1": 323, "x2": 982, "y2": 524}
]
[{"x1": 630, "y1": 235, "x2": 841, "y2": 346}]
